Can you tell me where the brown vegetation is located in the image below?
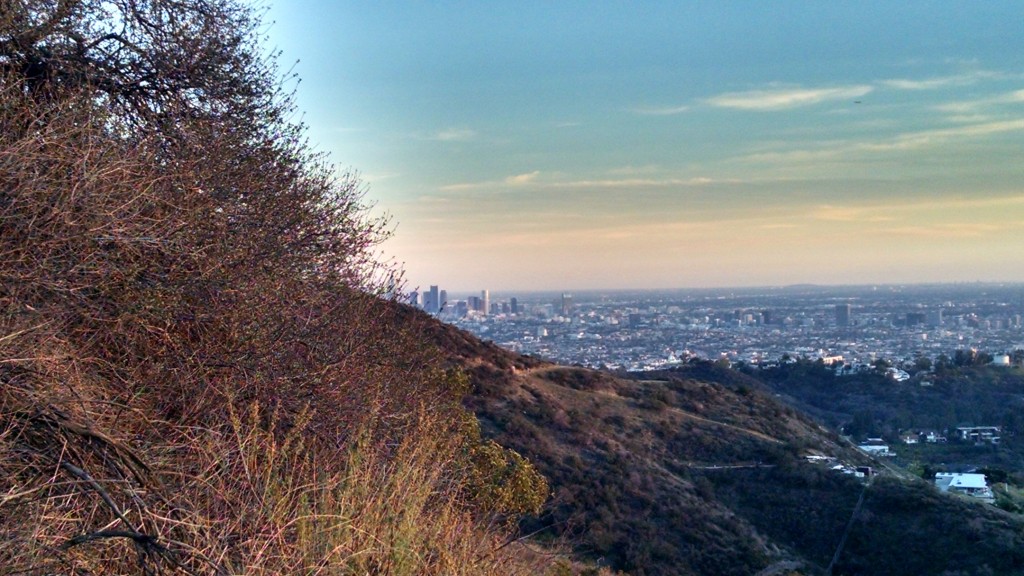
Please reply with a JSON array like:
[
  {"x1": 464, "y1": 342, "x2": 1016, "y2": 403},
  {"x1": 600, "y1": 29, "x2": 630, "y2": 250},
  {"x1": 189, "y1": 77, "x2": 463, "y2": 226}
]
[
  {"x1": 455, "y1": 344, "x2": 1024, "y2": 575},
  {"x1": 0, "y1": 1, "x2": 551, "y2": 574}
]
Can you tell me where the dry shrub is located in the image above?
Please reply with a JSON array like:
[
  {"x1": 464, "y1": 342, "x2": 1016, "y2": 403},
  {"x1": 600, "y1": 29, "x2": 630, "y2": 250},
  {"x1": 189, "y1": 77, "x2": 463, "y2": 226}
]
[
  {"x1": 167, "y1": 401, "x2": 551, "y2": 575},
  {"x1": 0, "y1": 6, "x2": 555, "y2": 570},
  {"x1": 0, "y1": 374, "x2": 552, "y2": 575}
]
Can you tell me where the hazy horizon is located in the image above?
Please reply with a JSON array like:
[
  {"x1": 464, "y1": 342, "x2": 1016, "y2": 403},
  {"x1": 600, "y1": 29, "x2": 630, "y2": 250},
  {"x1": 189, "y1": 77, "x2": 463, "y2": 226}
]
[
  {"x1": 268, "y1": 2, "x2": 1024, "y2": 292},
  {"x1": 428, "y1": 280, "x2": 1024, "y2": 300}
]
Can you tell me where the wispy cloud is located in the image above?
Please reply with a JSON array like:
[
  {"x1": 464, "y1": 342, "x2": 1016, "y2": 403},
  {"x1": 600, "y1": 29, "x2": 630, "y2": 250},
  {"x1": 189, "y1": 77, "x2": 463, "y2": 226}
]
[
  {"x1": 811, "y1": 205, "x2": 895, "y2": 223},
  {"x1": 439, "y1": 172, "x2": 541, "y2": 192},
  {"x1": 810, "y1": 195, "x2": 1024, "y2": 224},
  {"x1": 880, "y1": 70, "x2": 1005, "y2": 91},
  {"x1": 860, "y1": 119, "x2": 1024, "y2": 152},
  {"x1": 883, "y1": 78, "x2": 962, "y2": 91},
  {"x1": 440, "y1": 174, "x2": 726, "y2": 192},
  {"x1": 707, "y1": 85, "x2": 873, "y2": 111},
  {"x1": 547, "y1": 177, "x2": 718, "y2": 189},
  {"x1": 429, "y1": 128, "x2": 477, "y2": 142},
  {"x1": 607, "y1": 165, "x2": 662, "y2": 176},
  {"x1": 415, "y1": 195, "x2": 451, "y2": 205},
  {"x1": 742, "y1": 118, "x2": 1024, "y2": 163},
  {"x1": 505, "y1": 171, "x2": 540, "y2": 185},
  {"x1": 945, "y1": 114, "x2": 993, "y2": 124},
  {"x1": 934, "y1": 89, "x2": 1024, "y2": 116},
  {"x1": 631, "y1": 104, "x2": 690, "y2": 116},
  {"x1": 439, "y1": 181, "x2": 488, "y2": 192},
  {"x1": 884, "y1": 223, "x2": 1003, "y2": 238}
]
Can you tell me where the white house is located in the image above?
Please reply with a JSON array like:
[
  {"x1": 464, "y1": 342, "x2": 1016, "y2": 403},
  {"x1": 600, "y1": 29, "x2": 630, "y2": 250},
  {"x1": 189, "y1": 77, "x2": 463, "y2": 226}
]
[
  {"x1": 956, "y1": 426, "x2": 1001, "y2": 444},
  {"x1": 857, "y1": 439, "x2": 891, "y2": 456},
  {"x1": 935, "y1": 473, "x2": 995, "y2": 503}
]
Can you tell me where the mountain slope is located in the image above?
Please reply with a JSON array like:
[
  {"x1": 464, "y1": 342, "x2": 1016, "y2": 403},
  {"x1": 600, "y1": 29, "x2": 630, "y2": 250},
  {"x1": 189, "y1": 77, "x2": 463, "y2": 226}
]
[{"x1": 424, "y1": 317, "x2": 1024, "y2": 575}]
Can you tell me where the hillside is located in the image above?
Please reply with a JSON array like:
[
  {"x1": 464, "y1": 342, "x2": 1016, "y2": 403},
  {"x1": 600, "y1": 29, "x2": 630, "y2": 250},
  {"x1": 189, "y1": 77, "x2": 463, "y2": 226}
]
[
  {"x1": 6, "y1": 3, "x2": 1024, "y2": 574},
  {"x1": 747, "y1": 359, "x2": 1024, "y2": 474},
  {"x1": 0, "y1": 3, "x2": 554, "y2": 573},
  {"x1": 425, "y1": 318, "x2": 1024, "y2": 575}
]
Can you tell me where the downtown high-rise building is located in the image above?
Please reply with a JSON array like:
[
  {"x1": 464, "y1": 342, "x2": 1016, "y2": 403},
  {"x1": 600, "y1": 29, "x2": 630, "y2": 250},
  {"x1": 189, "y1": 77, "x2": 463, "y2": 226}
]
[
  {"x1": 481, "y1": 290, "x2": 490, "y2": 316},
  {"x1": 424, "y1": 285, "x2": 440, "y2": 314},
  {"x1": 835, "y1": 303, "x2": 851, "y2": 327}
]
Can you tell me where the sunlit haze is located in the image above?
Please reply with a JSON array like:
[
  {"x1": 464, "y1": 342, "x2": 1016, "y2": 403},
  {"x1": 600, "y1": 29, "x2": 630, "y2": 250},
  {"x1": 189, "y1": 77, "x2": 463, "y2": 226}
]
[{"x1": 267, "y1": 2, "x2": 1024, "y2": 292}]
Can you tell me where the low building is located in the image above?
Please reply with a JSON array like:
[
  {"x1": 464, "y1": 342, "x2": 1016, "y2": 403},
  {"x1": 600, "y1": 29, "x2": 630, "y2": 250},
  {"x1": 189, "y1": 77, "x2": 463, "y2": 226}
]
[
  {"x1": 935, "y1": 472, "x2": 994, "y2": 503},
  {"x1": 956, "y1": 426, "x2": 1001, "y2": 444},
  {"x1": 857, "y1": 439, "x2": 891, "y2": 456},
  {"x1": 903, "y1": 430, "x2": 946, "y2": 444}
]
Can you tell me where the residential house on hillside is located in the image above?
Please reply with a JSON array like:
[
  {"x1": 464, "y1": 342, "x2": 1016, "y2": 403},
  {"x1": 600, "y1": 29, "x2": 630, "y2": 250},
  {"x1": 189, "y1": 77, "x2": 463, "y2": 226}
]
[
  {"x1": 901, "y1": 430, "x2": 947, "y2": 444},
  {"x1": 956, "y1": 426, "x2": 1001, "y2": 445},
  {"x1": 935, "y1": 472, "x2": 995, "y2": 504},
  {"x1": 857, "y1": 438, "x2": 892, "y2": 456}
]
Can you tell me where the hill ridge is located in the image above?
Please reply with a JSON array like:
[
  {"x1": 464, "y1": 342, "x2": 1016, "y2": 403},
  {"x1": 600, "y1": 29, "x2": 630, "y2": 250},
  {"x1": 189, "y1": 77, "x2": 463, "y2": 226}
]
[{"x1": 421, "y1": 310, "x2": 1024, "y2": 575}]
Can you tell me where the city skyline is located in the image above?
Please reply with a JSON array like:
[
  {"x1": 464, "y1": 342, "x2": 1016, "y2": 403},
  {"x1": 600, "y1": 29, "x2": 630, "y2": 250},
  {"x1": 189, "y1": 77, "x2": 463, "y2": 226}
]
[
  {"x1": 267, "y1": 2, "x2": 1024, "y2": 292},
  {"x1": 441, "y1": 283, "x2": 1024, "y2": 371}
]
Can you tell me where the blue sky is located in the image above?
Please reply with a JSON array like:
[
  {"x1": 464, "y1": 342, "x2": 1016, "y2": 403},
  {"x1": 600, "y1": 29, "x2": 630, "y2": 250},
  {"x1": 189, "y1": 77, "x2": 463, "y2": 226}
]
[{"x1": 266, "y1": 1, "x2": 1024, "y2": 291}]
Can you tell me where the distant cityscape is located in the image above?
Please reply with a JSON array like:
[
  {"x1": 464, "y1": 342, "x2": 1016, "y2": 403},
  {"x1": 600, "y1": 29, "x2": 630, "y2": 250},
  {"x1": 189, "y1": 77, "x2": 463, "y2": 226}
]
[{"x1": 410, "y1": 284, "x2": 1024, "y2": 372}]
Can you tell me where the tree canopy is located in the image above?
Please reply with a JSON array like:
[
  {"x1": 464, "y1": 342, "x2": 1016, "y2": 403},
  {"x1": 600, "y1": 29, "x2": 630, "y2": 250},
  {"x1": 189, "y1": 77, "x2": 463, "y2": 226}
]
[{"x1": 1, "y1": 0, "x2": 279, "y2": 133}]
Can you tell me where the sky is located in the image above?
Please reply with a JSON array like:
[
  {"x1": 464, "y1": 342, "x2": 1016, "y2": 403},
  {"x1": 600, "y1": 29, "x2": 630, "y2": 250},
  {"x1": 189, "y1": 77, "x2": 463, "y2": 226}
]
[{"x1": 265, "y1": 1, "x2": 1024, "y2": 292}]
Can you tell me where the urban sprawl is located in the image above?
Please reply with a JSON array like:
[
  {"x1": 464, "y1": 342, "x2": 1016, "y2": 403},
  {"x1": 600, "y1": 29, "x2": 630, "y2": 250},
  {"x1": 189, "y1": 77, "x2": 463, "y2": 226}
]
[{"x1": 412, "y1": 284, "x2": 1024, "y2": 372}]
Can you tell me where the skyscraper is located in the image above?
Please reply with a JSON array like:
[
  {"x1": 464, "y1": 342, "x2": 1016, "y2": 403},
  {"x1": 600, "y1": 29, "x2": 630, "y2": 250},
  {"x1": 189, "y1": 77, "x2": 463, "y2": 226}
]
[
  {"x1": 561, "y1": 293, "x2": 573, "y2": 316},
  {"x1": 439, "y1": 289, "x2": 448, "y2": 313},
  {"x1": 836, "y1": 303, "x2": 851, "y2": 327},
  {"x1": 510, "y1": 297, "x2": 518, "y2": 314},
  {"x1": 481, "y1": 289, "x2": 490, "y2": 316},
  {"x1": 424, "y1": 285, "x2": 440, "y2": 314}
]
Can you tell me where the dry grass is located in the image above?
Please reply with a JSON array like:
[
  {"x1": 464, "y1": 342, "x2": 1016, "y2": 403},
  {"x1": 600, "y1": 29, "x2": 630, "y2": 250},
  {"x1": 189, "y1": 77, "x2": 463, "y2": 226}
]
[
  {"x1": 0, "y1": 77, "x2": 556, "y2": 574},
  {"x1": 0, "y1": 381, "x2": 551, "y2": 575}
]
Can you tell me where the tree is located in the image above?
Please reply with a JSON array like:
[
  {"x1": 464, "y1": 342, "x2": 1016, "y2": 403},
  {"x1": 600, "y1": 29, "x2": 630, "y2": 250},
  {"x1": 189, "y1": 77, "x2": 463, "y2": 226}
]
[
  {"x1": 1, "y1": 0, "x2": 282, "y2": 136},
  {"x1": 1, "y1": 1, "x2": 539, "y2": 572},
  {"x1": 954, "y1": 349, "x2": 975, "y2": 367},
  {"x1": 913, "y1": 356, "x2": 932, "y2": 373},
  {"x1": 872, "y1": 358, "x2": 892, "y2": 374},
  {"x1": 0, "y1": 0, "x2": 408, "y2": 469}
]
